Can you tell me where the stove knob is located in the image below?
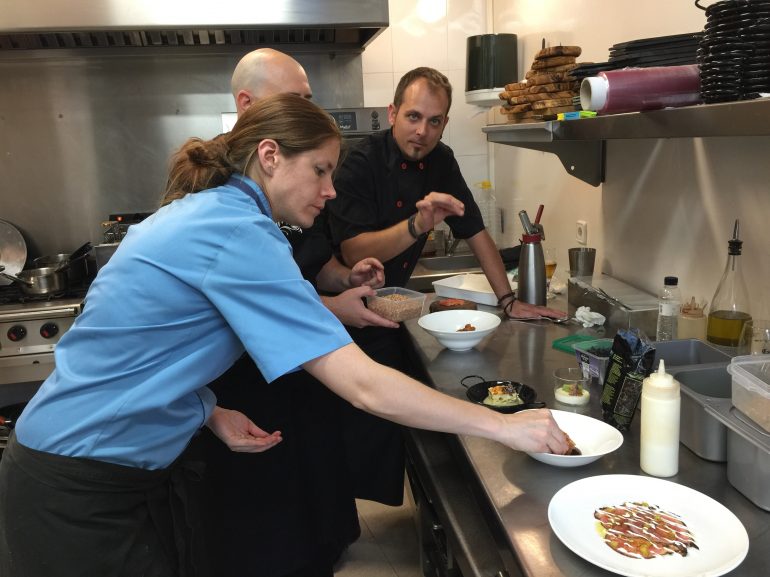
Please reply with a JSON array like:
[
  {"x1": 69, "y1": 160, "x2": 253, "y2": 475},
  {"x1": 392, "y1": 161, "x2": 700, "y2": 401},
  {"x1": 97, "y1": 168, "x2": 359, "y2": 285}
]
[
  {"x1": 40, "y1": 322, "x2": 60, "y2": 339},
  {"x1": 7, "y1": 325, "x2": 27, "y2": 342}
]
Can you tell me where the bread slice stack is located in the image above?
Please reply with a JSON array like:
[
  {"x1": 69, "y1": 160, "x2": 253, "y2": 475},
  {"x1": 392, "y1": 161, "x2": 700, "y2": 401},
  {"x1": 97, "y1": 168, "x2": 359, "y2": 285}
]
[{"x1": 499, "y1": 45, "x2": 583, "y2": 123}]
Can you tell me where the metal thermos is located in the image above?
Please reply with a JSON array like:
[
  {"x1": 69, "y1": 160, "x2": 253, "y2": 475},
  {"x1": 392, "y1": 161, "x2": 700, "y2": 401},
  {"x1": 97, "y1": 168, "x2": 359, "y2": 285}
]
[{"x1": 518, "y1": 232, "x2": 546, "y2": 305}]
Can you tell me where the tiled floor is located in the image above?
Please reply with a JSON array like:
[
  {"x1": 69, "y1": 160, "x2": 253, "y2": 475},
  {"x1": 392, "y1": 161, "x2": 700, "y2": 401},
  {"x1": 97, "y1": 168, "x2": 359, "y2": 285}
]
[{"x1": 334, "y1": 481, "x2": 423, "y2": 577}]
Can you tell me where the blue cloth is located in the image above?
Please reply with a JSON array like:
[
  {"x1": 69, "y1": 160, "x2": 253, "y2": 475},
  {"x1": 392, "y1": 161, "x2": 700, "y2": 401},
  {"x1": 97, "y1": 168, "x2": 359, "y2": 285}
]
[{"x1": 16, "y1": 175, "x2": 352, "y2": 470}]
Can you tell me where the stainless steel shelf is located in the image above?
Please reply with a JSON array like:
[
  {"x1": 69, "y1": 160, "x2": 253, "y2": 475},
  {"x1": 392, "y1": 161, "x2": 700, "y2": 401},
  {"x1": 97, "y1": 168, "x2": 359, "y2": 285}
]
[{"x1": 482, "y1": 97, "x2": 770, "y2": 186}]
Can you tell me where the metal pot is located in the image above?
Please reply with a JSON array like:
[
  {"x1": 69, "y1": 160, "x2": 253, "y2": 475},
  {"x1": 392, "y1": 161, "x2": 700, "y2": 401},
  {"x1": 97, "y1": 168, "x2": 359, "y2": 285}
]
[
  {"x1": 33, "y1": 253, "x2": 86, "y2": 285},
  {"x1": 0, "y1": 265, "x2": 68, "y2": 296}
]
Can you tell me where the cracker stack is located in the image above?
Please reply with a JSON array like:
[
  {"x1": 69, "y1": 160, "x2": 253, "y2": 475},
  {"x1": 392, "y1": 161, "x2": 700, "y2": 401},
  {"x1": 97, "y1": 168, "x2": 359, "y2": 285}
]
[{"x1": 499, "y1": 45, "x2": 583, "y2": 123}]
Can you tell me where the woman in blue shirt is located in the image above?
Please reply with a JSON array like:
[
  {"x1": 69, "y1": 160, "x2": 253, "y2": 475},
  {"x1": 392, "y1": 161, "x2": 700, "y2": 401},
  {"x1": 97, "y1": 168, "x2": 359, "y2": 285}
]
[{"x1": 0, "y1": 93, "x2": 568, "y2": 577}]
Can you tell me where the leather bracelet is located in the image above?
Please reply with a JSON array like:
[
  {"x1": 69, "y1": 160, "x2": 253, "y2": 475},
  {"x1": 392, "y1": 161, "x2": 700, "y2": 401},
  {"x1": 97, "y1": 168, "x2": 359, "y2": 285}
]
[
  {"x1": 497, "y1": 291, "x2": 516, "y2": 305},
  {"x1": 498, "y1": 291, "x2": 517, "y2": 317},
  {"x1": 407, "y1": 213, "x2": 423, "y2": 239}
]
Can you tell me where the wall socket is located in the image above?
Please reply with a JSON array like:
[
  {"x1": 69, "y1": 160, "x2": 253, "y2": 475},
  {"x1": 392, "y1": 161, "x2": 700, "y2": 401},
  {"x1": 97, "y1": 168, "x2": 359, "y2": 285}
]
[{"x1": 576, "y1": 220, "x2": 588, "y2": 245}]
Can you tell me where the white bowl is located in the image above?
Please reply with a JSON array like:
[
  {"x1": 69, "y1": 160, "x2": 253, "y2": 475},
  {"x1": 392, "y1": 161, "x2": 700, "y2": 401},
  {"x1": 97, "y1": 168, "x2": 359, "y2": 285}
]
[
  {"x1": 527, "y1": 410, "x2": 623, "y2": 467},
  {"x1": 418, "y1": 310, "x2": 501, "y2": 352}
]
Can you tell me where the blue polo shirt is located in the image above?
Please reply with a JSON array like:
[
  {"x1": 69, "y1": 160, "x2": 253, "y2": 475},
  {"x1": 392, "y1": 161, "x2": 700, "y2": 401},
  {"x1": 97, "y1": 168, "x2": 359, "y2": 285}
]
[{"x1": 16, "y1": 175, "x2": 352, "y2": 469}]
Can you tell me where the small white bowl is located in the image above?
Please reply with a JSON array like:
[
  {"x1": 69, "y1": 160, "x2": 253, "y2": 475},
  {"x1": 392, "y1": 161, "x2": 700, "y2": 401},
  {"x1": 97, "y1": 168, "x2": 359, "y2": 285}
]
[
  {"x1": 418, "y1": 310, "x2": 501, "y2": 352},
  {"x1": 527, "y1": 410, "x2": 623, "y2": 468}
]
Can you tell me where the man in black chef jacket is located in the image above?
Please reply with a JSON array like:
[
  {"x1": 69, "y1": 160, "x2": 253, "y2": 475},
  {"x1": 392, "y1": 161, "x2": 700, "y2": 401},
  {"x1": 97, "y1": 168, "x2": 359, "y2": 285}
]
[{"x1": 327, "y1": 67, "x2": 564, "y2": 505}]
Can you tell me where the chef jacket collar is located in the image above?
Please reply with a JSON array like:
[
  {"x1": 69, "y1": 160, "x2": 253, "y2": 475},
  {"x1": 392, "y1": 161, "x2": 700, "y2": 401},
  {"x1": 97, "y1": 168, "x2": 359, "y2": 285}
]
[{"x1": 386, "y1": 129, "x2": 429, "y2": 172}]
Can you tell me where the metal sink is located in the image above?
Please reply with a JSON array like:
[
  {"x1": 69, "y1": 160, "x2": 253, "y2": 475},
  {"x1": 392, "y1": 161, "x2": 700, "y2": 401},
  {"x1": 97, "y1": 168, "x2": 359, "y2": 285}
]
[
  {"x1": 407, "y1": 254, "x2": 482, "y2": 292},
  {"x1": 417, "y1": 254, "x2": 480, "y2": 270}
]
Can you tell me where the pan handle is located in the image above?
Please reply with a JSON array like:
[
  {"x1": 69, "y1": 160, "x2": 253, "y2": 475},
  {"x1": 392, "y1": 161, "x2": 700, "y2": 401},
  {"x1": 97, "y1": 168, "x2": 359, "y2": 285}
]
[
  {"x1": 460, "y1": 375, "x2": 487, "y2": 389},
  {"x1": 0, "y1": 268, "x2": 33, "y2": 287}
]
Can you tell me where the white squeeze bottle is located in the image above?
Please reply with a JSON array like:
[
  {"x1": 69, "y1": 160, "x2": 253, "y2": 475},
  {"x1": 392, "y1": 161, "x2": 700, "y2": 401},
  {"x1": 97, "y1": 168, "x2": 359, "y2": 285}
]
[{"x1": 640, "y1": 359, "x2": 680, "y2": 477}]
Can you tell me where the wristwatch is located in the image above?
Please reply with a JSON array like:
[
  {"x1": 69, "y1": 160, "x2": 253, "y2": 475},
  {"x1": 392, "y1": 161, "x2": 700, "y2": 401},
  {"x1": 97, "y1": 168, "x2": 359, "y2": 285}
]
[{"x1": 407, "y1": 213, "x2": 426, "y2": 240}]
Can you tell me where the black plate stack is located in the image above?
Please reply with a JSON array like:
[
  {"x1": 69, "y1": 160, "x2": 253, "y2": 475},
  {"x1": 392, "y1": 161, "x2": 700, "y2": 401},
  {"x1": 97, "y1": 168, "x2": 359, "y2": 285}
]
[
  {"x1": 697, "y1": 0, "x2": 770, "y2": 102},
  {"x1": 570, "y1": 32, "x2": 702, "y2": 82}
]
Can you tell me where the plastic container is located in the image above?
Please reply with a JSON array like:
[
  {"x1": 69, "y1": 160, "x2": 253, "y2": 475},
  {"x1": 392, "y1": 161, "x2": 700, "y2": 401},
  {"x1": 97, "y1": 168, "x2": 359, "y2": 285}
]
[
  {"x1": 580, "y1": 64, "x2": 701, "y2": 115},
  {"x1": 640, "y1": 360, "x2": 681, "y2": 477},
  {"x1": 727, "y1": 354, "x2": 770, "y2": 433},
  {"x1": 573, "y1": 338, "x2": 613, "y2": 385},
  {"x1": 475, "y1": 180, "x2": 499, "y2": 245},
  {"x1": 366, "y1": 287, "x2": 426, "y2": 322},
  {"x1": 677, "y1": 296, "x2": 707, "y2": 340},
  {"x1": 656, "y1": 276, "x2": 681, "y2": 342}
]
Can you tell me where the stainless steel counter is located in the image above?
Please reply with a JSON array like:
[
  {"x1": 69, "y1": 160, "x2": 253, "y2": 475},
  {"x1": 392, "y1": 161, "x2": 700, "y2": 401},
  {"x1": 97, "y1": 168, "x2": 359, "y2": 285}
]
[{"x1": 403, "y1": 295, "x2": 770, "y2": 577}]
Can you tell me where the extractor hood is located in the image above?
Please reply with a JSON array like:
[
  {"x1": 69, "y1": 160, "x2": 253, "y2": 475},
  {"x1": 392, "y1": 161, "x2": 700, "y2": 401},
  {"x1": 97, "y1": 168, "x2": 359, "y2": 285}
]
[{"x1": 0, "y1": 0, "x2": 389, "y2": 53}]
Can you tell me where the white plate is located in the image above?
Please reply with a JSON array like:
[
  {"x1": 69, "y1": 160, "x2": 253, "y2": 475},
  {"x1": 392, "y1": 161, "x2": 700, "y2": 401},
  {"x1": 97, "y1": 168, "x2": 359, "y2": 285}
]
[
  {"x1": 432, "y1": 273, "x2": 516, "y2": 306},
  {"x1": 548, "y1": 474, "x2": 749, "y2": 577},
  {"x1": 527, "y1": 410, "x2": 623, "y2": 467}
]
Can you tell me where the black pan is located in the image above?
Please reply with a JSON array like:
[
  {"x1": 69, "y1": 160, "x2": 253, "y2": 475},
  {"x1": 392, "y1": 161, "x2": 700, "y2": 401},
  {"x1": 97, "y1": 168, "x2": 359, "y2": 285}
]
[{"x1": 461, "y1": 375, "x2": 544, "y2": 414}]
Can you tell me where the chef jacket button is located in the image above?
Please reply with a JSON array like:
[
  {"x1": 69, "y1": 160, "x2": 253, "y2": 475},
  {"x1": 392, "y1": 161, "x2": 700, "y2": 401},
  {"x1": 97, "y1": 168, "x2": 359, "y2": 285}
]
[
  {"x1": 419, "y1": 162, "x2": 424, "y2": 170},
  {"x1": 396, "y1": 200, "x2": 403, "y2": 208},
  {"x1": 401, "y1": 162, "x2": 407, "y2": 170},
  {"x1": 403, "y1": 262, "x2": 409, "y2": 269}
]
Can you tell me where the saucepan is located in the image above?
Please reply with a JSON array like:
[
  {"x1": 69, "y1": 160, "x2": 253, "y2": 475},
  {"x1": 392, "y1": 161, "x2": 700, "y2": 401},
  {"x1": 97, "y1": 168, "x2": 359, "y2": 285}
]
[
  {"x1": 0, "y1": 264, "x2": 67, "y2": 296},
  {"x1": 32, "y1": 242, "x2": 92, "y2": 285}
]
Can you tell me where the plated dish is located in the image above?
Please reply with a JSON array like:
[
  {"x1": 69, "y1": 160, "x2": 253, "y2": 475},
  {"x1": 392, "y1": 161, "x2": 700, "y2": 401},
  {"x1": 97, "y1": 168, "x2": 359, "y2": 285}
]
[
  {"x1": 527, "y1": 410, "x2": 623, "y2": 467},
  {"x1": 461, "y1": 376, "x2": 541, "y2": 414},
  {"x1": 548, "y1": 474, "x2": 749, "y2": 577}
]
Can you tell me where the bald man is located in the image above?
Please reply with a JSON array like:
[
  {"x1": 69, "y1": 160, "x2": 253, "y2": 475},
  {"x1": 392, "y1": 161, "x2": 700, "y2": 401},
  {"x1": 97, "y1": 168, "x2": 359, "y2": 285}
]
[
  {"x1": 231, "y1": 48, "x2": 313, "y2": 115},
  {"x1": 196, "y1": 48, "x2": 385, "y2": 577}
]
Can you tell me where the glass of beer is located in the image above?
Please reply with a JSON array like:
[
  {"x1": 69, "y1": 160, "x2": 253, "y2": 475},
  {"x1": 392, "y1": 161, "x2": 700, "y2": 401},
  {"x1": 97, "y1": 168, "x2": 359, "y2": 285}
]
[{"x1": 544, "y1": 248, "x2": 558, "y2": 298}]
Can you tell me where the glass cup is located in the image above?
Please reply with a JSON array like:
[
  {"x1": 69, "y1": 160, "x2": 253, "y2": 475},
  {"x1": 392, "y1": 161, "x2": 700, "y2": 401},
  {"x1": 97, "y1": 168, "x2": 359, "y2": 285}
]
[
  {"x1": 544, "y1": 248, "x2": 557, "y2": 298},
  {"x1": 739, "y1": 319, "x2": 770, "y2": 355},
  {"x1": 553, "y1": 367, "x2": 591, "y2": 406}
]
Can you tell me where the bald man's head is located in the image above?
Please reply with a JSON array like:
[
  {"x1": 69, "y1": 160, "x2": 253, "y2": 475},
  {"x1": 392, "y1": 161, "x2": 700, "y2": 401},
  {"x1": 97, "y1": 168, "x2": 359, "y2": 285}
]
[{"x1": 231, "y1": 48, "x2": 312, "y2": 117}]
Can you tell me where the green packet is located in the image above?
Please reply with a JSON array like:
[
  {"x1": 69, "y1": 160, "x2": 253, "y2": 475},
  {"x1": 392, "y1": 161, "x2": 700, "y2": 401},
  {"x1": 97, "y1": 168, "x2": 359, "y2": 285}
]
[{"x1": 600, "y1": 328, "x2": 656, "y2": 431}]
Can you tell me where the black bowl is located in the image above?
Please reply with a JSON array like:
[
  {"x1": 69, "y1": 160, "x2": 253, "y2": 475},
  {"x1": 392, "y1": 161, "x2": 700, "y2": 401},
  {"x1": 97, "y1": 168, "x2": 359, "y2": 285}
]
[{"x1": 461, "y1": 376, "x2": 542, "y2": 414}]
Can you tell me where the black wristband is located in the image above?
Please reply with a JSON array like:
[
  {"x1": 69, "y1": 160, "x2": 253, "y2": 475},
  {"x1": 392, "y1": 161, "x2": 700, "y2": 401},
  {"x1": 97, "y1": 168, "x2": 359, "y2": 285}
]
[
  {"x1": 497, "y1": 291, "x2": 516, "y2": 305},
  {"x1": 407, "y1": 213, "x2": 423, "y2": 239}
]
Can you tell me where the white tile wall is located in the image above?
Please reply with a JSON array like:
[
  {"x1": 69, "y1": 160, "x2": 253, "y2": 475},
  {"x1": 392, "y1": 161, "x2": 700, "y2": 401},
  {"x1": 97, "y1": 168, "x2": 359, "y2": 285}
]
[{"x1": 362, "y1": 0, "x2": 494, "y2": 200}]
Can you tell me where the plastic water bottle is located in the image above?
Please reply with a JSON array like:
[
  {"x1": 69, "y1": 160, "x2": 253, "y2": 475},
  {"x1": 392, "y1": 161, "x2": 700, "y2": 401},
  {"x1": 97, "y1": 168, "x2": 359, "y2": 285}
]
[{"x1": 656, "y1": 276, "x2": 681, "y2": 342}]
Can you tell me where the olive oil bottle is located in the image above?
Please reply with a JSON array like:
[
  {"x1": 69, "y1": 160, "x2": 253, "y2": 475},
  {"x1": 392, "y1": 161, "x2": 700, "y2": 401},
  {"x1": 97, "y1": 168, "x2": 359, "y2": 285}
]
[{"x1": 707, "y1": 220, "x2": 751, "y2": 350}]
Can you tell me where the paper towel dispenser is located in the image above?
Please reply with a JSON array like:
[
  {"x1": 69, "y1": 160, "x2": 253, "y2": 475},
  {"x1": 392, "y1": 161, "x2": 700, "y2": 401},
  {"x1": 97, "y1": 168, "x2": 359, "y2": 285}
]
[{"x1": 465, "y1": 33, "x2": 518, "y2": 107}]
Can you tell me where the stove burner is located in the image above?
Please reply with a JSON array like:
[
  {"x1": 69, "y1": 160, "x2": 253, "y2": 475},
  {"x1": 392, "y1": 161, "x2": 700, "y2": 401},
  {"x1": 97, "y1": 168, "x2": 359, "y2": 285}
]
[{"x1": 0, "y1": 283, "x2": 88, "y2": 306}]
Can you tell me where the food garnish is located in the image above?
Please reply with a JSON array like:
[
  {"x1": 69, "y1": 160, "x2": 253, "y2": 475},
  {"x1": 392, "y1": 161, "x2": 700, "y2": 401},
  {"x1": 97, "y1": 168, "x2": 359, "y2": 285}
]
[
  {"x1": 563, "y1": 432, "x2": 582, "y2": 455},
  {"x1": 594, "y1": 502, "x2": 698, "y2": 559},
  {"x1": 457, "y1": 323, "x2": 476, "y2": 332}
]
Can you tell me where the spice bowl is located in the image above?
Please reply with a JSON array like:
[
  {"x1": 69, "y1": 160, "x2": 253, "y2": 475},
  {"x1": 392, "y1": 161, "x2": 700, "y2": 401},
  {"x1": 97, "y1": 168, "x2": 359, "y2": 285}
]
[{"x1": 418, "y1": 310, "x2": 501, "y2": 351}]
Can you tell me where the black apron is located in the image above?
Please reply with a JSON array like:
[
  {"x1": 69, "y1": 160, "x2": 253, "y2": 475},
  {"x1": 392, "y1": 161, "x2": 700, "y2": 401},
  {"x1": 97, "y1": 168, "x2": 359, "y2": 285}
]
[
  {"x1": 0, "y1": 433, "x2": 204, "y2": 577},
  {"x1": 192, "y1": 355, "x2": 358, "y2": 577}
]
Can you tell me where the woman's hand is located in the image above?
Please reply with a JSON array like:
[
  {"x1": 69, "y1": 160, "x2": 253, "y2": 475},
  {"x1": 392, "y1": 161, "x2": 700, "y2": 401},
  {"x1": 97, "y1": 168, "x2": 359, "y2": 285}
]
[
  {"x1": 322, "y1": 287, "x2": 400, "y2": 329},
  {"x1": 206, "y1": 406, "x2": 283, "y2": 453},
  {"x1": 498, "y1": 408, "x2": 569, "y2": 454},
  {"x1": 348, "y1": 257, "x2": 386, "y2": 289}
]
